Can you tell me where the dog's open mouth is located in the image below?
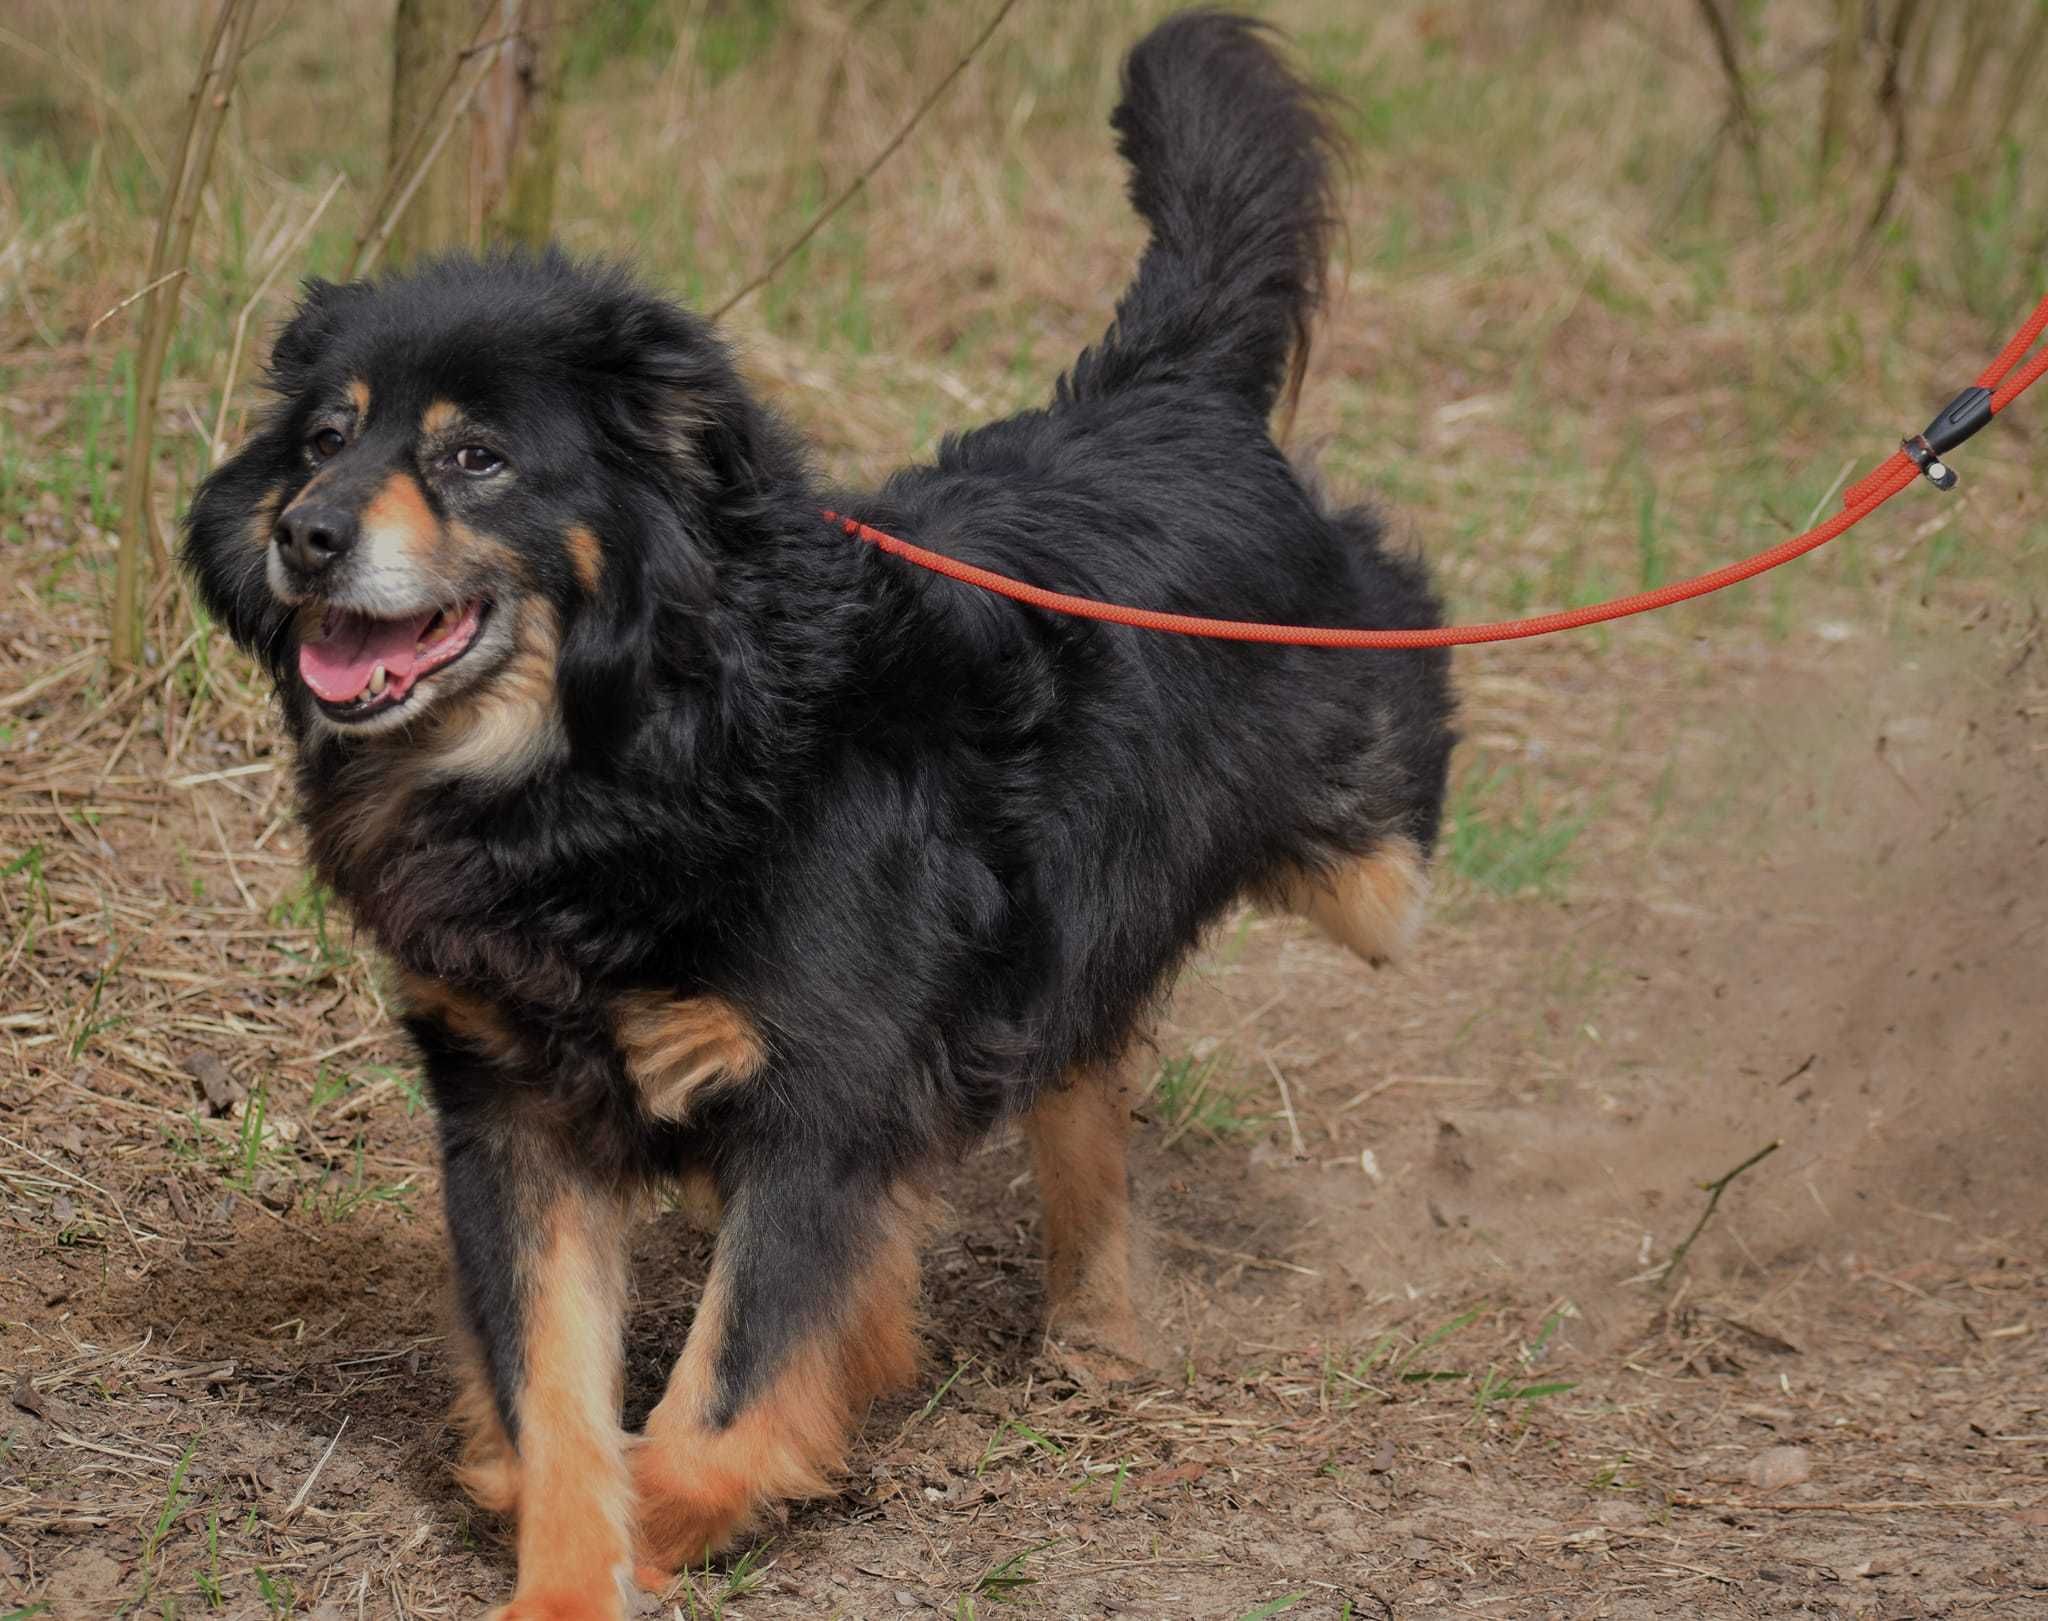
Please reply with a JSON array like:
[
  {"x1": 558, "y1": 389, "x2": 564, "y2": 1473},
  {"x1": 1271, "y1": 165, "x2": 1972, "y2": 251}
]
[{"x1": 299, "y1": 600, "x2": 487, "y2": 722}]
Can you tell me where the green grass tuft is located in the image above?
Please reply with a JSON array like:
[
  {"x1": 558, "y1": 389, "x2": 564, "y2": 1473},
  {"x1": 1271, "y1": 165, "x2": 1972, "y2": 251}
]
[{"x1": 1444, "y1": 770, "x2": 1582, "y2": 898}]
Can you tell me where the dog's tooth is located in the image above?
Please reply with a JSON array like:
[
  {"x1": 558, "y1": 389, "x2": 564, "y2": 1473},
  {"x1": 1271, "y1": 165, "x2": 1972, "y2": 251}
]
[{"x1": 367, "y1": 663, "x2": 387, "y2": 697}]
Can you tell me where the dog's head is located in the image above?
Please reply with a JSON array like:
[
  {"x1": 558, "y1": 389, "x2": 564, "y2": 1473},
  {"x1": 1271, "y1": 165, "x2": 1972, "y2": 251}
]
[{"x1": 185, "y1": 252, "x2": 787, "y2": 770}]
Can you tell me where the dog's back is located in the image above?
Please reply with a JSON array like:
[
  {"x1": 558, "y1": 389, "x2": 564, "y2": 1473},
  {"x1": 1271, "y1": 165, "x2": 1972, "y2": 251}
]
[{"x1": 853, "y1": 13, "x2": 1456, "y2": 1075}]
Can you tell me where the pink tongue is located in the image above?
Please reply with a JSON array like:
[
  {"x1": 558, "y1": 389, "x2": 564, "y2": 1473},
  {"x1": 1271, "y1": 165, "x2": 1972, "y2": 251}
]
[{"x1": 299, "y1": 611, "x2": 434, "y2": 703}]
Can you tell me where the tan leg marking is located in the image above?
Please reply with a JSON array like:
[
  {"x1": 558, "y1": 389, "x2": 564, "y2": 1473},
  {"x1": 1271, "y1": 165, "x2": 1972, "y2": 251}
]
[
  {"x1": 1023, "y1": 1062, "x2": 1144, "y2": 1366},
  {"x1": 613, "y1": 992, "x2": 765, "y2": 1123},
  {"x1": 450, "y1": 1331, "x2": 521, "y2": 1517},
  {"x1": 391, "y1": 968, "x2": 525, "y2": 1065},
  {"x1": 494, "y1": 1188, "x2": 634, "y2": 1620},
  {"x1": 564, "y1": 524, "x2": 604, "y2": 593},
  {"x1": 631, "y1": 1190, "x2": 924, "y2": 1582},
  {"x1": 1270, "y1": 836, "x2": 1428, "y2": 966}
]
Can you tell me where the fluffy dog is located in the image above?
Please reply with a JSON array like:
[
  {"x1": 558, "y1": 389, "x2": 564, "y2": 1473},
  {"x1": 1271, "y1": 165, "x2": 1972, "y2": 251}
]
[{"x1": 183, "y1": 11, "x2": 1454, "y2": 1614}]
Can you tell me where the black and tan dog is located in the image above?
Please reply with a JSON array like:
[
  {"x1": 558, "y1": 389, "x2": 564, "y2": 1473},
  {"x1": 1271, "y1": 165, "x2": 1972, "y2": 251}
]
[{"x1": 184, "y1": 11, "x2": 1454, "y2": 1615}]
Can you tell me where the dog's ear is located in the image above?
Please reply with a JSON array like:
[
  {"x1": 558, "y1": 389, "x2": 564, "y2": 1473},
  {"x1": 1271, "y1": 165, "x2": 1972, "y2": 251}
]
[
  {"x1": 269, "y1": 277, "x2": 371, "y2": 390},
  {"x1": 555, "y1": 277, "x2": 801, "y2": 758},
  {"x1": 181, "y1": 435, "x2": 301, "y2": 684},
  {"x1": 584, "y1": 285, "x2": 792, "y2": 499},
  {"x1": 554, "y1": 501, "x2": 715, "y2": 761}
]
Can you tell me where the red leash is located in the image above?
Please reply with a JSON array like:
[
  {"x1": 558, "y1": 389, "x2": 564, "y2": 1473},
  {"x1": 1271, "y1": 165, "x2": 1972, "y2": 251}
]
[{"x1": 828, "y1": 290, "x2": 2048, "y2": 650}]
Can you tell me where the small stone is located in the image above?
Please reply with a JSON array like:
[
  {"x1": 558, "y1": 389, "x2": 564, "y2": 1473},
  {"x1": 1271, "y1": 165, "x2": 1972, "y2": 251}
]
[
  {"x1": 183, "y1": 1051, "x2": 244, "y2": 1116},
  {"x1": 1746, "y1": 1444, "x2": 1812, "y2": 1490}
]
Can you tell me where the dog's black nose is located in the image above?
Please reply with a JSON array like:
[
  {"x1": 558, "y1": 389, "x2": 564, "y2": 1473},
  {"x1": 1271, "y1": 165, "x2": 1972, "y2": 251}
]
[{"x1": 275, "y1": 503, "x2": 358, "y2": 577}]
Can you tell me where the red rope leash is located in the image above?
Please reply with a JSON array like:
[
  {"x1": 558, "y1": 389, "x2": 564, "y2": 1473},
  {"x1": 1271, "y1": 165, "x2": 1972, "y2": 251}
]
[{"x1": 828, "y1": 290, "x2": 2048, "y2": 650}]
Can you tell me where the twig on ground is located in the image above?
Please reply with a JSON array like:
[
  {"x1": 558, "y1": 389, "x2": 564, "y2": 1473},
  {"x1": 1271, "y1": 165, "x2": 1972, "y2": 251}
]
[
  {"x1": 1657, "y1": 1139, "x2": 1780, "y2": 1288},
  {"x1": 1675, "y1": 1495, "x2": 2022, "y2": 1514},
  {"x1": 1337, "y1": 1075, "x2": 1492, "y2": 1113},
  {"x1": 282, "y1": 1415, "x2": 349, "y2": 1522},
  {"x1": 1157, "y1": 1058, "x2": 1222, "y2": 1152},
  {"x1": 1264, "y1": 1055, "x2": 1307, "y2": 1158},
  {"x1": 712, "y1": 0, "x2": 1024, "y2": 320},
  {"x1": 1160, "y1": 1230, "x2": 1319, "y2": 1277}
]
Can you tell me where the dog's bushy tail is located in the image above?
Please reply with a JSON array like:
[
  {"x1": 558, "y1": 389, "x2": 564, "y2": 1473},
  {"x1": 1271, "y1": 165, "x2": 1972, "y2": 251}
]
[{"x1": 1062, "y1": 11, "x2": 1342, "y2": 419}]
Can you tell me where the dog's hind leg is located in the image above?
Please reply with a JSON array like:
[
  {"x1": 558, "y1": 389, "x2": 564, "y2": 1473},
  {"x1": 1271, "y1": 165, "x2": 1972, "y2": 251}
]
[
  {"x1": 1023, "y1": 1060, "x2": 1146, "y2": 1372},
  {"x1": 1265, "y1": 836, "x2": 1429, "y2": 968},
  {"x1": 630, "y1": 1164, "x2": 925, "y2": 1582}
]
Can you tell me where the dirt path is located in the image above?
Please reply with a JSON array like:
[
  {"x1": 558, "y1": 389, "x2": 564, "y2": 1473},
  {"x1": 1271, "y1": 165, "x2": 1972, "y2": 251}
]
[{"x1": 5, "y1": 609, "x2": 2043, "y2": 1620}]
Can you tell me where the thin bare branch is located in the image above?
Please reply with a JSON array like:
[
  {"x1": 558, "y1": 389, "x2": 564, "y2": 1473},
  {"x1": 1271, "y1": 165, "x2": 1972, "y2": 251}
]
[
  {"x1": 1657, "y1": 1139, "x2": 1780, "y2": 1288},
  {"x1": 712, "y1": 0, "x2": 1024, "y2": 321},
  {"x1": 351, "y1": 42, "x2": 502, "y2": 278},
  {"x1": 1862, "y1": 0, "x2": 1926, "y2": 243},
  {"x1": 86, "y1": 272, "x2": 189, "y2": 339},
  {"x1": 1690, "y1": 0, "x2": 1770, "y2": 219},
  {"x1": 1993, "y1": 1, "x2": 2048, "y2": 148},
  {"x1": 112, "y1": 0, "x2": 264, "y2": 670},
  {"x1": 210, "y1": 172, "x2": 349, "y2": 466},
  {"x1": 347, "y1": 0, "x2": 499, "y2": 278},
  {"x1": 1816, "y1": 0, "x2": 1860, "y2": 174}
]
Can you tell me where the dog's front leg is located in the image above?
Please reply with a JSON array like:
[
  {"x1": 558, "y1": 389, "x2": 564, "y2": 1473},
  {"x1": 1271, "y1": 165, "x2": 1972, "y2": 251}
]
[
  {"x1": 438, "y1": 1104, "x2": 635, "y2": 1620},
  {"x1": 631, "y1": 1151, "x2": 925, "y2": 1583}
]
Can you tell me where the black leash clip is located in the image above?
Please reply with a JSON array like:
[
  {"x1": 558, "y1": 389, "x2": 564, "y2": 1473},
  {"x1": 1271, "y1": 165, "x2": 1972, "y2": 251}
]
[{"x1": 1902, "y1": 384, "x2": 1993, "y2": 491}]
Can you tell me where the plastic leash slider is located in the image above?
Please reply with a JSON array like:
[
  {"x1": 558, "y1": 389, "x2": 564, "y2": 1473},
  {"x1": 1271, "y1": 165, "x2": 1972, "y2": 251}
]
[{"x1": 1902, "y1": 385, "x2": 1994, "y2": 491}]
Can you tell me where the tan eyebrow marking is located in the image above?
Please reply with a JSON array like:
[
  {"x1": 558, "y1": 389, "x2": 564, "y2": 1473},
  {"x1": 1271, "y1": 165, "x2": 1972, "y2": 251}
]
[
  {"x1": 422, "y1": 399, "x2": 462, "y2": 436},
  {"x1": 564, "y1": 524, "x2": 603, "y2": 593},
  {"x1": 347, "y1": 378, "x2": 370, "y2": 418}
]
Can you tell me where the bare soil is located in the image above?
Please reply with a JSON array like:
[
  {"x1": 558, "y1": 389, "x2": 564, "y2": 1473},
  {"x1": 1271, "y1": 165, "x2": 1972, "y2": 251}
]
[{"x1": 4, "y1": 587, "x2": 2044, "y2": 1621}]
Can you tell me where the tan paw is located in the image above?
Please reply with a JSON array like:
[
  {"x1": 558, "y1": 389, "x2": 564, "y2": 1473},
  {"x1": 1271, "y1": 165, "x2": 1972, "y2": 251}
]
[
  {"x1": 1043, "y1": 1309, "x2": 1152, "y2": 1385},
  {"x1": 487, "y1": 1592, "x2": 622, "y2": 1621},
  {"x1": 629, "y1": 1443, "x2": 753, "y2": 1585}
]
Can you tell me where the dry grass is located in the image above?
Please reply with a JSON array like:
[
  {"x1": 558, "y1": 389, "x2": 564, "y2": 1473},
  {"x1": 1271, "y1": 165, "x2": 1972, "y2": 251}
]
[{"x1": 3, "y1": 1, "x2": 2047, "y2": 1616}]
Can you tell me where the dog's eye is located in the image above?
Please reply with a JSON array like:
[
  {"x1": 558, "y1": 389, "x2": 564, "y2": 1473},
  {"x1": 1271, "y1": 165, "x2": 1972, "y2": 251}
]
[
  {"x1": 452, "y1": 446, "x2": 504, "y2": 476},
  {"x1": 308, "y1": 427, "x2": 346, "y2": 461}
]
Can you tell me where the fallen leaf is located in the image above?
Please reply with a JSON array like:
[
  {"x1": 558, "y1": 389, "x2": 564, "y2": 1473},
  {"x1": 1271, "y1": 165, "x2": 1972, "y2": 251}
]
[
  {"x1": 1132, "y1": 1461, "x2": 1208, "y2": 1490},
  {"x1": 10, "y1": 1372, "x2": 48, "y2": 1421}
]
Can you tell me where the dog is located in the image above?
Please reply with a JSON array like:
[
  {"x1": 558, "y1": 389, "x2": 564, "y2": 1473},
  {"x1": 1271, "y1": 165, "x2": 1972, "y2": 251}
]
[{"x1": 183, "y1": 11, "x2": 1454, "y2": 1615}]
